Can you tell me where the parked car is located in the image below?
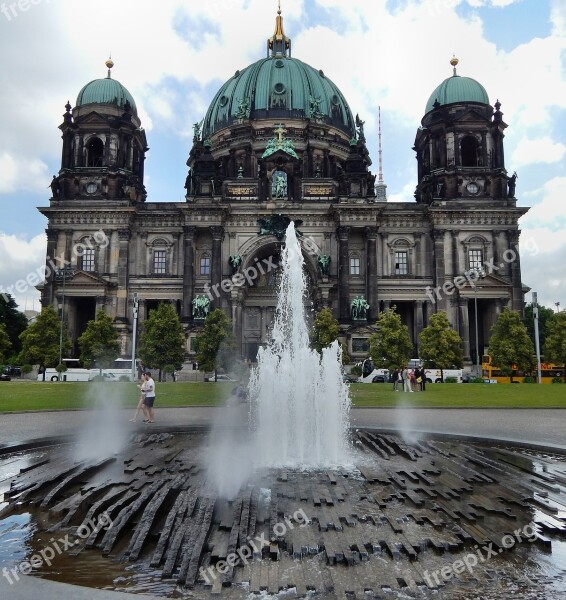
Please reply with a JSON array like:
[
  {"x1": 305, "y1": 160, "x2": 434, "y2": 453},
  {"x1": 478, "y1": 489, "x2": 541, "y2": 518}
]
[
  {"x1": 342, "y1": 374, "x2": 358, "y2": 384},
  {"x1": 371, "y1": 374, "x2": 388, "y2": 383},
  {"x1": 0, "y1": 373, "x2": 11, "y2": 381},
  {"x1": 206, "y1": 374, "x2": 237, "y2": 382}
]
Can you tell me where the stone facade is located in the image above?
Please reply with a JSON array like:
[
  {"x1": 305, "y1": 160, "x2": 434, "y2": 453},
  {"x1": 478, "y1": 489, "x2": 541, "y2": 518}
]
[{"x1": 39, "y1": 22, "x2": 528, "y2": 367}]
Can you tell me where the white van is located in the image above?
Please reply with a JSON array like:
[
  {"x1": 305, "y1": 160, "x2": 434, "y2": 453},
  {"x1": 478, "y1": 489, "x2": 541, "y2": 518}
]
[
  {"x1": 358, "y1": 368, "x2": 390, "y2": 384},
  {"x1": 38, "y1": 368, "x2": 92, "y2": 382},
  {"x1": 422, "y1": 368, "x2": 463, "y2": 383}
]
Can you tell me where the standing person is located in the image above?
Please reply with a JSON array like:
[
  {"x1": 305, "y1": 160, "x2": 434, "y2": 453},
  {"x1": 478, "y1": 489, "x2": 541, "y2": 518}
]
[
  {"x1": 143, "y1": 371, "x2": 156, "y2": 423},
  {"x1": 391, "y1": 368, "x2": 399, "y2": 391},
  {"x1": 414, "y1": 367, "x2": 422, "y2": 392},
  {"x1": 129, "y1": 374, "x2": 147, "y2": 422},
  {"x1": 403, "y1": 366, "x2": 413, "y2": 392},
  {"x1": 421, "y1": 368, "x2": 426, "y2": 391}
]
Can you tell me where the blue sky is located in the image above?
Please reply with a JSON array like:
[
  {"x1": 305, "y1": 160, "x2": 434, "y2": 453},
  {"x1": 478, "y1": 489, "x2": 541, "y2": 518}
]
[{"x1": 0, "y1": 0, "x2": 565, "y2": 311}]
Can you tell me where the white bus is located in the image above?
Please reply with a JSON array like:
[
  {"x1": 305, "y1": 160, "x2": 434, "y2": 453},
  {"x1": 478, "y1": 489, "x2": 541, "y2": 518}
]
[{"x1": 38, "y1": 359, "x2": 91, "y2": 382}]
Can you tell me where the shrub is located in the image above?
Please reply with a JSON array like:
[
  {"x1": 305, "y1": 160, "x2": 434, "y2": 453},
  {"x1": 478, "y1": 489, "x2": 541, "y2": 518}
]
[
  {"x1": 21, "y1": 364, "x2": 33, "y2": 375},
  {"x1": 523, "y1": 376, "x2": 536, "y2": 383},
  {"x1": 444, "y1": 377, "x2": 458, "y2": 383},
  {"x1": 90, "y1": 375, "x2": 105, "y2": 382},
  {"x1": 55, "y1": 363, "x2": 68, "y2": 373},
  {"x1": 119, "y1": 375, "x2": 131, "y2": 382},
  {"x1": 350, "y1": 365, "x2": 362, "y2": 377},
  {"x1": 552, "y1": 377, "x2": 564, "y2": 384},
  {"x1": 470, "y1": 377, "x2": 485, "y2": 384}
]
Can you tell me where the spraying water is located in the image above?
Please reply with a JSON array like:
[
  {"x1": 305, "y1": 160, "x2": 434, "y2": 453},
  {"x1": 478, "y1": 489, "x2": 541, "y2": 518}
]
[{"x1": 249, "y1": 223, "x2": 351, "y2": 467}]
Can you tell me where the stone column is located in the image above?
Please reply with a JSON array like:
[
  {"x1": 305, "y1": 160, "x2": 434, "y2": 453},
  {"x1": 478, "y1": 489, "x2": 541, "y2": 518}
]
[
  {"x1": 210, "y1": 226, "x2": 224, "y2": 308},
  {"x1": 365, "y1": 227, "x2": 378, "y2": 321},
  {"x1": 42, "y1": 229, "x2": 60, "y2": 307},
  {"x1": 116, "y1": 229, "x2": 131, "y2": 322},
  {"x1": 64, "y1": 230, "x2": 74, "y2": 267},
  {"x1": 414, "y1": 300, "x2": 424, "y2": 355},
  {"x1": 507, "y1": 229, "x2": 523, "y2": 311},
  {"x1": 458, "y1": 297, "x2": 471, "y2": 362},
  {"x1": 451, "y1": 230, "x2": 460, "y2": 277},
  {"x1": 420, "y1": 233, "x2": 427, "y2": 277},
  {"x1": 432, "y1": 229, "x2": 447, "y2": 311},
  {"x1": 383, "y1": 300, "x2": 391, "y2": 311},
  {"x1": 182, "y1": 226, "x2": 196, "y2": 321},
  {"x1": 376, "y1": 231, "x2": 383, "y2": 278},
  {"x1": 337, "y1": 226, "x2": 351, "y2": 320}
]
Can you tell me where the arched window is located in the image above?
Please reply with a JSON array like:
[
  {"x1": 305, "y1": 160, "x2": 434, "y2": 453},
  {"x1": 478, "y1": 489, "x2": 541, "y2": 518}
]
[
  {"x1": 390, "y1": 238, "x2": 413, "y2": 276},
  {"x1": 199, "y1": 252, "x2": 211, "y2": 276},
  {"x1": 86, "y1": 137, "x2": 104, "y2": 167},
  {"x1": 150, "y1": 238, "x2": 171, "y2": 275},
  {"x1": 461, "y1": 136, "x2": 479, "y2": 167},
  {"x1": 465, "y1": 236, "x2": 488, "y2": 271}
]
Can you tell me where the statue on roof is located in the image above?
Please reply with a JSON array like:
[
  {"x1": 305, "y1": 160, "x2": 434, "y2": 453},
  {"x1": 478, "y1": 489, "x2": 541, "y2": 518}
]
[
  {"x1": 309, "y1": 95, "x2": 325, "y2": 122},
  {"x1": 355, "y1": 114, "x2": 366, "y2": 143},
  {"x1": 193, "y1": 120, "x2": 203, "y2": 143}
]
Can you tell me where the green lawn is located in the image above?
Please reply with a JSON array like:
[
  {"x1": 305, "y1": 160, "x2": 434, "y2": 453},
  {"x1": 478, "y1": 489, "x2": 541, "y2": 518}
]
[{"x1": 0, "y1": 381, "x2": 564, "y2": 413}]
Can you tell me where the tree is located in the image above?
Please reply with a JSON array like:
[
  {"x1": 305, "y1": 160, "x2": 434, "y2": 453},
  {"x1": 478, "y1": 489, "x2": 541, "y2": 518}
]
[
  {"x1": 419, "y1": 312, "x2": 463, "y2": 382},
  {"x1": 544, "y1": 312, "x2": 566, "y2": 383},
  {"x1": 368, "y1": 306, "x2": 413, "y2": 370},
  {"x1": 488, "y1": 308, "x2": 535, "y2": 381},
  {"x1": 196, "y1": 308, "x2": 236, "y2": 381},
  {"x1": 310, "y1": 308, "x2": 340, "y2": 353},
  {"x1": 78, "y1": 310, "x2": 121, "y2": 373},
  {"x1": 0, "y1": 323, "x2": 12, "y2": 364},
  {"x1": 19, "y1": 305, "x2": 71, "y2": 379},
  {"x1": 0, "y1": 294, "x2": 28, "y2": 355},
  {"x1": 524, "y1": 303, "x2": 556, "y2": 352},
  {"x1": 138, "y1": 303, "x2": 185, "y2": 382}
]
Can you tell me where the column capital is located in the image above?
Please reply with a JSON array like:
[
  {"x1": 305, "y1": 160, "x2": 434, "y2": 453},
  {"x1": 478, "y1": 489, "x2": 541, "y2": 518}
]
[
  {"x1": 364, "y1": 226, "x2": 378, "y2": 240},
  {"x1": 506, "y1": 228, "x2": 520, "y2": 244},
  {"x1": 183, "y1": 225, "x2": 197, "y2": 239},
  {"x1": 46, "y1": 228, "x2": 60, "y2": 242},
  {"x1": 118, "y1": 229, "x2": 131, "y2": 242},
  {"x1": 337, "y1": 226, "x2": 351, "y2": 240},
  {"x1": 432, "y1": 229, "x2": 445, "y2": 242},
  {"x1": 210, "y1": 226, "x2": 224, "y2": 241}
]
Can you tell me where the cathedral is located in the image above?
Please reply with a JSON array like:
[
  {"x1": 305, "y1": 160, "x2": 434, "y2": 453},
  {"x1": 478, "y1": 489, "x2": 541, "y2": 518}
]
[{"x1": 39, "y1": 8, "x2": 528, "y2": 366}]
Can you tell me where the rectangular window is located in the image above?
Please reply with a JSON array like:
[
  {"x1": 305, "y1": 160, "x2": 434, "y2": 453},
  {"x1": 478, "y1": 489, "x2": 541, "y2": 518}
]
[
  {"x1": 469, "y1": 249, "x2": 483, "y2": 271},
  {"x1": 352, "y1": 338, "x2": 369, "y2": 353},
  {"x1": 394, "y1": 251, "x2": 408, "y2": 275},
  {"x1": 81, "y1": 248, "x2": 95, "y2": 272},
  {"x1": 350, "y1": 257, "x2": 360, "y2": 276},
  {"x1": 153, "y1": 250, "x2": 167, "y2": 275},
  {"x1": 200, "y1": 257, "x2": 211, "y2": 276}
]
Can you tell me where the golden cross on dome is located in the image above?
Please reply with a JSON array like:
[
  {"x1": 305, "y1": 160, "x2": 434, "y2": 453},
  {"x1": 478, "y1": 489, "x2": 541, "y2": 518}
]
[{"x1": 274, "y1": 123, "x2": 287, "y2": 141}]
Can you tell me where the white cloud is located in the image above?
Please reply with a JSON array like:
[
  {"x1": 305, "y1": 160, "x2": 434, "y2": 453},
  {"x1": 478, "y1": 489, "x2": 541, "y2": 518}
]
[
  {"x1": 0, "y1": 152, "x2": 50, "y2": 194},
  {"x1": 511, "y1": 136, "x2": 566, "y2": 168},
  {"x1": 0, "y1": 233, "x2": 46, "y2": 308}
]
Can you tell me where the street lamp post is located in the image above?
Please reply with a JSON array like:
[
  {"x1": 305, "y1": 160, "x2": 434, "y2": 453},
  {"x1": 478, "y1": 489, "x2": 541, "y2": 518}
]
[
  {"x1": 54, "y1": 266, "x2": 75, "y2": 379},
  {"x1": 533, "y1": 292, "x2": 542, "y2": 384},
  {"x1": 131, "y1": 293, "x2": 139, "y2": 382},
  {"x1": 556, "y1": 302, "x2": 561, "y2": 314}
]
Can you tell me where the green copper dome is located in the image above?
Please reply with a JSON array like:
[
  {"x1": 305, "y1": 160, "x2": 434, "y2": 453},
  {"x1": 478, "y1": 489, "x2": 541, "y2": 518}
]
[
  {"x1": 76, "y1": 76, "x2": 137, "y2": 115},
  {"x1": 425, "y1": 74, "x2": 489, "y2": 114},
  {"x1": 203, "y1": 55, "x2": 354, "y2": 137}
]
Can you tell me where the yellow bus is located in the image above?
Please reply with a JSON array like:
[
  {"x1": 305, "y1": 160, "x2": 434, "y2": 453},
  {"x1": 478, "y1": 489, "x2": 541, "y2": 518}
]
[{"x1": 481, "y1": 354, "x2": 564, "y2": 384}]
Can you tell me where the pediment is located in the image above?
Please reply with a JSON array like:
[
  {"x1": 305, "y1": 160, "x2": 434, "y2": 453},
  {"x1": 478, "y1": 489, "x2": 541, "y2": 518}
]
[
  {"x1": 65, "y1": 270, "x2": 111, "y2": 287},
  {"x1": 457, "y1": 271, "x2": 511, "y2": 292},
  {"x1": 455, "y1": 107, "x2": 490, "y2": 124},
  {"x1": 77, "y1": 111, "x2": 109, "y2": 125}
]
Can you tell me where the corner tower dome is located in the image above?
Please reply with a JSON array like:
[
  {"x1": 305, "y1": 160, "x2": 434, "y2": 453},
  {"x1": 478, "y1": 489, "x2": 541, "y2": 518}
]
[
  {"x1": 203, "y1": 7, "x2": 354, "y2": 137},
  {"x1": 76, "y1": 58, "x2": 138, "y2": 115},
  {"x1": 425, "y1": 56, "x2": 489, "y2": 114}
]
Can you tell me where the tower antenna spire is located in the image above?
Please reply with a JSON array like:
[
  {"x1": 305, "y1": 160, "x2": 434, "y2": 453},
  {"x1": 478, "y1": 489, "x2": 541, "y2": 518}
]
[{"x1": 375, "y1": 106, "x2": 387, "y2": 201}]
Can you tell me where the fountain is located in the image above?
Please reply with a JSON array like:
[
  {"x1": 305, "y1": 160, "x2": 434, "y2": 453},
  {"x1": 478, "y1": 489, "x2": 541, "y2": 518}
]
[
  {"x1": 1, "y1": 225, "x2": 566, "y2": 598},
  {"x1": 250, "y1": 223, "x2": 351, "y2": 467}
]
